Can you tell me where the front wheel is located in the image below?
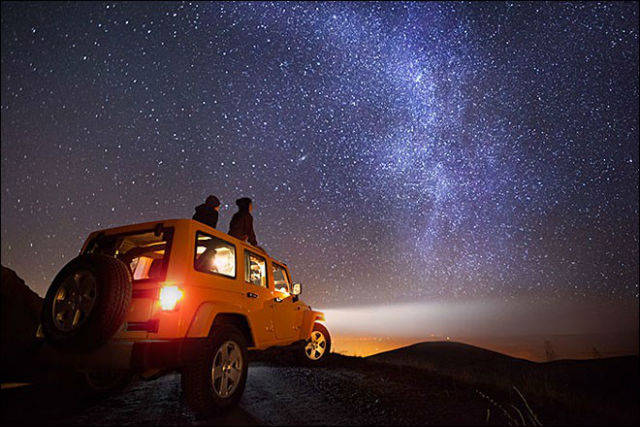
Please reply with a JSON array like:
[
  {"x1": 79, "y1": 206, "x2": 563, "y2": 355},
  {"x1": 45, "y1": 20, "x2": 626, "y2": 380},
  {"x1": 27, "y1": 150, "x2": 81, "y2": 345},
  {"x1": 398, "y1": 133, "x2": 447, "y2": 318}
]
[
  {"x1": 303, "y1": 323, "x2": 331, "y2": 363},
  {"x1": 181, "y1": 325, "x2": 248, "y2": 417}
]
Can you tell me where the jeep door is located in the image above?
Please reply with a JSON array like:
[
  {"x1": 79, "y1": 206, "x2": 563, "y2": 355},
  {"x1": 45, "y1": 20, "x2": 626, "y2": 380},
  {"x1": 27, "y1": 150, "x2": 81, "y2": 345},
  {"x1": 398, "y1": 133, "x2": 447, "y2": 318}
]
[
  {"x1": 191, "y1": 230, "x2": 247, "y2": 334},
  {"x1": 242, "y1": 249, "x2": 276, "y2": 345},
  {"x1": 270, "y1": 262, "x2": 298, "y2": 341}
]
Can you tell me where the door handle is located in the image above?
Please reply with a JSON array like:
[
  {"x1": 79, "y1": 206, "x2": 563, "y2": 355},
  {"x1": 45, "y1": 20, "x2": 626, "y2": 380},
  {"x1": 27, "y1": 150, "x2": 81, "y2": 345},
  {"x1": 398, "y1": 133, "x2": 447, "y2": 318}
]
[{"x1": 246, "y1": 292, "x2": 258, "y2": 299}]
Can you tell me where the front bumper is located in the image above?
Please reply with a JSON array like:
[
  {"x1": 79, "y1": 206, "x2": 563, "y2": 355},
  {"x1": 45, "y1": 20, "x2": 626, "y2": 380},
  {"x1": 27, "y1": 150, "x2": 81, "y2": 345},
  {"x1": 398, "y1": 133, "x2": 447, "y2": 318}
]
[{"x1": 36, "y1": 338, "x2": 208, "y2": 372}]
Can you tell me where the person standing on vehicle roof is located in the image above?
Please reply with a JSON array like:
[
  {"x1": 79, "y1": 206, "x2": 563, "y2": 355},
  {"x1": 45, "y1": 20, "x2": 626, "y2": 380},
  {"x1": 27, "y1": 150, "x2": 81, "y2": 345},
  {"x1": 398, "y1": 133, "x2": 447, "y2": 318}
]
[
  {"x1": 229, "y1": 197, "x2": 259, "y2": 247},
  {"x1": 192, "y1": 195, "x2": 220, "y2": 229}
]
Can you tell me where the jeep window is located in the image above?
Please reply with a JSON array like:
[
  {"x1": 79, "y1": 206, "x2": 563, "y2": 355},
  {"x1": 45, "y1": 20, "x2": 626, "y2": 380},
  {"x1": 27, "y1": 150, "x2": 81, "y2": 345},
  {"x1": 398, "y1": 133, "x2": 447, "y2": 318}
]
[
  {"x1": 245, "y1": 251, "x2": 267, "y2": 288},
  {"x1": 272, "y1": 263, "x2": 291, "y2": 293},
  {"x1": 194, "y1": 232, "x2": 236, "y2": 278},
  {"x1": 87, "y1": 228, "x2": 173, "y2": 282}
]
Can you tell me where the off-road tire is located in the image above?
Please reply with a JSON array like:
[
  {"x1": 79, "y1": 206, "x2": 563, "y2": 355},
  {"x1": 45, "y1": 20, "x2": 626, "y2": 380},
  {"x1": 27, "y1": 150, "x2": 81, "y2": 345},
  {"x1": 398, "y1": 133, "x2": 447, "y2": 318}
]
[
  {"x1": 302, "y1": 322, "x2": 331, "y2": 365},
  {"x1": 181, "y1": 325, "x2": 249, "y2": 418},
  {"x1": 41, "y1": 254, "x2": 132, "y2": 352}
]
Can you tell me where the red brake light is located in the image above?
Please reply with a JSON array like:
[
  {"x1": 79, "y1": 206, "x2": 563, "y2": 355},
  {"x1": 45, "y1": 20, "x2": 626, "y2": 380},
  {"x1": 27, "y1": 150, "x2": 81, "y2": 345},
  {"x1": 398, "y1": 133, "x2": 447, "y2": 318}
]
[{"x1": 159, "y1": 285, "x2": 183, "y2": 311}]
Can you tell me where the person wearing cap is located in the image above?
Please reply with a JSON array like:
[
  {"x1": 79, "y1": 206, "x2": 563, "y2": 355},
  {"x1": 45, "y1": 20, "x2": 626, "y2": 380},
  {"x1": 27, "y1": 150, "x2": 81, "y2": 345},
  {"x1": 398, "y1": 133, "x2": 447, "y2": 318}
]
[
  {"x1": 228, "y1": 197, "x2": 258, "y2": 247},
  {"x1": 192, "y1": 195, "x2": 220, "y2": 229}
]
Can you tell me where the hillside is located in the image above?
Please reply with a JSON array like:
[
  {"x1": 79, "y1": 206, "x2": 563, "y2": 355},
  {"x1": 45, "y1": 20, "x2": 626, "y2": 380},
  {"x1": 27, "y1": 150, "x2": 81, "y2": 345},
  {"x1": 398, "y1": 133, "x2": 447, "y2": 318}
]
[
  {"x1": 367, "y1": 341, "x2": 639, "y2": 425},
  {"x1": 0, "y1": 266, "x2": 43, "y2": 381}
]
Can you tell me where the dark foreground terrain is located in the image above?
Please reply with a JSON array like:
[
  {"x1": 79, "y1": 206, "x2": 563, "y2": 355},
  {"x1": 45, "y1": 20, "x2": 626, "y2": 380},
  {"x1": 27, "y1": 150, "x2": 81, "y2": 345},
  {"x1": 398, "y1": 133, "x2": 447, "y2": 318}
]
[
  {"x1": 1, "y1": 346, "x2": 638, "y2": 426},
  {"x1": 1, "y1": 266, "x2": 638, "y2": 425}
]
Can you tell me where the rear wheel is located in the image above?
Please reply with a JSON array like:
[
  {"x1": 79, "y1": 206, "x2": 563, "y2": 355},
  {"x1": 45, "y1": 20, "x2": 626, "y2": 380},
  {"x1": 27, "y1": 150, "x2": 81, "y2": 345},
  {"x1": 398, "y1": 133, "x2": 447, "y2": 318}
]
[
  {"x1": 303, "y1": 323, "x2": 331, "y2": 363},
  {"x1": 181, "y1": 325, "x2": 248, "y2": 417}
]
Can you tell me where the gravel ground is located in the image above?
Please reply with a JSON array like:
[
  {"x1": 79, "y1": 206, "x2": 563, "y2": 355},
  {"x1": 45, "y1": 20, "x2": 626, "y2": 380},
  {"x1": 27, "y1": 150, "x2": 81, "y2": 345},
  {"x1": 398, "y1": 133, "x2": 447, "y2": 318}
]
[
  {"x1": 1, "y1": 354, "x2": 492, "y2": 426},
  {"x1": 2, "y1": 349, "x2": 636, "y2": 425}
]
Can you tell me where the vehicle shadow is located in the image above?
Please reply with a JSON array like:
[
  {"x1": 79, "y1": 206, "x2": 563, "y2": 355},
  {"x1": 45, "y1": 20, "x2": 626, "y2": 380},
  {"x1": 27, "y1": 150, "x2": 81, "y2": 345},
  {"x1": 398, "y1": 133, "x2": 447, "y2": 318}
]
[
  {"x1": 1, "y1": 374, "x2": 262, "y2": 426},
  {"x1": 1, "y1": 382, "x2": 87, "y2": 425},
  {"x1": 196, "y1": 406, "x2": 261, "y2": 426}
]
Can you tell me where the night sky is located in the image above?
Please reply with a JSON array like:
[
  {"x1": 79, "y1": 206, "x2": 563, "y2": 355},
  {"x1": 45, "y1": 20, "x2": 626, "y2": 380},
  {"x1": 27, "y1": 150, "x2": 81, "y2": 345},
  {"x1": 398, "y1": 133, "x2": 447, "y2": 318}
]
[{"x1": 1, "y1": 2, "x2": 638, "y2": 313}]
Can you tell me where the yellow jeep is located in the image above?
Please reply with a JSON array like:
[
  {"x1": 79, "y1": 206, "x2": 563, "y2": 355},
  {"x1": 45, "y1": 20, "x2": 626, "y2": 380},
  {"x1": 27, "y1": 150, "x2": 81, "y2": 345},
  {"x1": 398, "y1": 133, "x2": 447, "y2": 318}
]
[{"x1": 38, "y1": 219, "x2": 329, "y2": 415}]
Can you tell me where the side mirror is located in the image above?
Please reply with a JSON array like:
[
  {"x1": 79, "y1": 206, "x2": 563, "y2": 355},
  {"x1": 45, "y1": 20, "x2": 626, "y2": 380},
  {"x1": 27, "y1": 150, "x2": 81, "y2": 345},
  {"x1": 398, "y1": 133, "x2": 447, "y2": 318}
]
[{"x1": 292, "y1": 283, "x2": 302, "y2": 296}]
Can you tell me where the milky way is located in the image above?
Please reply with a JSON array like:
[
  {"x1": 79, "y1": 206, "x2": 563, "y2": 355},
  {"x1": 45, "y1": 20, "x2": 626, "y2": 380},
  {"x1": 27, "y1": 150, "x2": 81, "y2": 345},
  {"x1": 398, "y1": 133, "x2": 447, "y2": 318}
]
[{"x1": 1, "y1": 2, "x2": 638, "y2": 308}]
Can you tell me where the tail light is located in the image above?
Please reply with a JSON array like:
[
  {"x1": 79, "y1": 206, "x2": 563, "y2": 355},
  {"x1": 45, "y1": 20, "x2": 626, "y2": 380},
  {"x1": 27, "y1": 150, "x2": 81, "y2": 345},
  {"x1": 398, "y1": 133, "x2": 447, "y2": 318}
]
[{"x1": 159, "y1": 285, "x2": 183, "y2": 311}]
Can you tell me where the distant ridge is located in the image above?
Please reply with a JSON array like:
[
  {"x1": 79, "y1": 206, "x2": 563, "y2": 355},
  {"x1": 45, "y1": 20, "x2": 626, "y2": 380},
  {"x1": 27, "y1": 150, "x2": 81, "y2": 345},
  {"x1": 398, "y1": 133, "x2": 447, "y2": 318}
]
[
  {"x1": 366, "y1": 341, "x2": 538, "y2": 385},
  {"x1": 368, "y1": 341, "x2": 532, "y2": 368}
]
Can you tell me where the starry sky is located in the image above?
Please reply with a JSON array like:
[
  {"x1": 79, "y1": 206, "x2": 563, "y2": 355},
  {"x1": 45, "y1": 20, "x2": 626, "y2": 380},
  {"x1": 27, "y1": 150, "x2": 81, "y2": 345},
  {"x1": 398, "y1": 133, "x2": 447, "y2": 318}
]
[{"x1": 1, "y1": 2, "x2": 638, "y2": 312}]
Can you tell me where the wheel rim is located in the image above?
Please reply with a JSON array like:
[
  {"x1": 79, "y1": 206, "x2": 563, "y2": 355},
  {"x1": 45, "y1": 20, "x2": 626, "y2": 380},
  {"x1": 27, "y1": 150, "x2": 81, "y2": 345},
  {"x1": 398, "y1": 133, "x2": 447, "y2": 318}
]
[
  {"x1": 305, "y1": 330, "x2": 327, "y2": 360},
  {"x1": 211, "y1": 340, "x2": 243, "y2": 398},
  {"x1": 52, "y1": 270, "x2": 97, "y2": 332}
]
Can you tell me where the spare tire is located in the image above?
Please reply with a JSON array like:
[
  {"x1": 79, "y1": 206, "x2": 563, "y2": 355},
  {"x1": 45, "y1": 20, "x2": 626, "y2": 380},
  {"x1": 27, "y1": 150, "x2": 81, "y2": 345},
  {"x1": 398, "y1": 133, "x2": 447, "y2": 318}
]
[{"x1": 41, "y1": 254, "x2": 132, "y2": 352}]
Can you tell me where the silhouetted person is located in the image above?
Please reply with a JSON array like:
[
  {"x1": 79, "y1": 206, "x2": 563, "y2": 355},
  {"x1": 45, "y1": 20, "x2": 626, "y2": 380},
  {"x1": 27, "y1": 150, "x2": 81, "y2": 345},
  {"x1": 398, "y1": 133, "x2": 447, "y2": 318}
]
[
  {"x1": 229, "y1": 197, "x2": 258, "y2": 246},
  {"x1": 192, "y1": 195, "x2": 220, "y2": 229}
]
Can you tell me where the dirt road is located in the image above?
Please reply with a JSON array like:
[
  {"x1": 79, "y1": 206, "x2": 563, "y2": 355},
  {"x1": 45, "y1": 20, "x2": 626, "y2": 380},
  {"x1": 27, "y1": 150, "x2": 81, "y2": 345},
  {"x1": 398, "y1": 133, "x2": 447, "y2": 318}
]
[{"x1": 1, "y1": 355, "x2": 488, "y2": 426}]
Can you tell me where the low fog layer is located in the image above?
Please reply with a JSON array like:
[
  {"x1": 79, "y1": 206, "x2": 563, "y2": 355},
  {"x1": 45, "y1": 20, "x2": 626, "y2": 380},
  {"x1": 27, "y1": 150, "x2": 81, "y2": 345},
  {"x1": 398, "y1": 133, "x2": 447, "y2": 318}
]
[{"x1": 322, "y1": 297, "x2": 639, "y2": 338}]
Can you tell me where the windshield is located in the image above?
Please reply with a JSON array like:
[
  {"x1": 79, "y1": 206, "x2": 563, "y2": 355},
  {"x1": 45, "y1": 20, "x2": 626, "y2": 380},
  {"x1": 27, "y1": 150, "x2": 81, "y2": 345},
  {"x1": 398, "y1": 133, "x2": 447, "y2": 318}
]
[{"x1": 86, "y1": 227, "x2": 173, "y2": 282}]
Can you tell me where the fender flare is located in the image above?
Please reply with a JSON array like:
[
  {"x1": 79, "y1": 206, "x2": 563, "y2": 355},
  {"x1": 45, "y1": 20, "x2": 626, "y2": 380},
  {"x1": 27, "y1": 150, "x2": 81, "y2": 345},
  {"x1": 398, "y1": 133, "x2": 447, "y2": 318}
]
[
  {"x1": 302, "y1": 310, "x2": 326, "y2": 338},
  {"x1": 186, "y1": 301, "x2": 256, "y2": 344}
]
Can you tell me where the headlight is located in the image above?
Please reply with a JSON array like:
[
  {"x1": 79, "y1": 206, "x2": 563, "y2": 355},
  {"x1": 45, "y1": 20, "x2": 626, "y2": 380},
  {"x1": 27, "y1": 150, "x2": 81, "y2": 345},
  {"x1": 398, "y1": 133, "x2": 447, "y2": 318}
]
[{"x1": 159, "y1": 285, "x2": 183, "y2": 311}]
